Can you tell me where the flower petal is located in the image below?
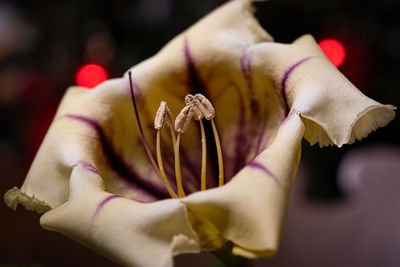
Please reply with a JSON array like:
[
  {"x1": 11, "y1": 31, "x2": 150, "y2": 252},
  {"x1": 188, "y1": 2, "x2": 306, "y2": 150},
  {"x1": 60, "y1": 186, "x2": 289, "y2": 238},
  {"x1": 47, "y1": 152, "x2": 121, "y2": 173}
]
[
  {"x1": 40, "y1": 162, "x2": 200, "y2": 267},
  {"x1": 121, "y1": 0, "x2": 282, "y2": 184},
  {"x1": 4, "y1": 0, "x2": 396, "y2": 264},
  {"x1": 250, "y1": 34, "x2": 396, "y2": 147},
  {"x1": 10, "y1": 79, "x2": 174, "y2": 209},
  {"x1": 6, "y1": 0, "x2": 282, "y2": 211},
  {"x1": 183, "y1": 113, "x2": 304, "y2": 256},
  {"x1": 4, "y1": 187, "x2": 51, "y2": 213}
]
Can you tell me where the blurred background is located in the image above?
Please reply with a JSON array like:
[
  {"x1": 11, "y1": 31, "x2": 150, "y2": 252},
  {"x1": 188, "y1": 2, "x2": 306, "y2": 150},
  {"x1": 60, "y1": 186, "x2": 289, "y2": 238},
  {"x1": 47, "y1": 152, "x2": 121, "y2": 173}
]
[{"x1": 0, "y1": 0, "x2": 399, "y2": 266}]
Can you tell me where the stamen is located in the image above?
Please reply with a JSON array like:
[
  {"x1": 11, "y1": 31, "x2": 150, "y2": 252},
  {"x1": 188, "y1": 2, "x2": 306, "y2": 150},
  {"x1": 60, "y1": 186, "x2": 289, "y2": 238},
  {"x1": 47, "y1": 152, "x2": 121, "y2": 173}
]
[
  {"x1": 191, "y1": 93, "x2": 223, "y2": 187},
  {"x1": 154, "y1": 102, "x2": 178, "y2": 198},
  {"x1": 174, "y1": 133, "x2": 185, "y2": 197},
  {"x1": 194, "y1": 94, "x2": 215, "y2": 120},
  {"x1": 155, "y1": 100, "x2": 176, "y2": 148},
  {"x1": 198, "y1": 94, "x2": 224, "y2": 186},
  {"x1": 185, "y1": 94, "x2": 215, "y2": 120},
  {"x1": 185, "y1": 94, "x2": 203, "y2": 120},
  {"x1": 154, "y1": 101, "x2": 172, "y2": 130},
  {"x1": 211, "y1": 119, "x2": 224, "y2": 187},
  {"x1": 128, "y1": 72, "x2": 177, "y2": 198},
  {"x1": 199, "y1": 119, "x2": 207, "y2": 190},
  {"x1": 174, "y1": 105, "x2": 193, "y2": 197},
  {"x1": 175, "y1": 105, "x2": 193, "y2": 134},
  {"x1": 185, "y1": 94, "x2": 207, "y2": 190}
]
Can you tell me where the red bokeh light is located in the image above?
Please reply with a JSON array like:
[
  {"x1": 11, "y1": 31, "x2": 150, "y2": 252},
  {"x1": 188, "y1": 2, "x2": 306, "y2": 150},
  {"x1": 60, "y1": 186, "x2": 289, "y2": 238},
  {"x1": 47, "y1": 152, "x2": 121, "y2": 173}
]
[
  {"x1": 318, "y1": 39, "x2": 346, "y2": 68},
  {"x1": 75, "y1": 64, "x2": 108, "y2": 89}
]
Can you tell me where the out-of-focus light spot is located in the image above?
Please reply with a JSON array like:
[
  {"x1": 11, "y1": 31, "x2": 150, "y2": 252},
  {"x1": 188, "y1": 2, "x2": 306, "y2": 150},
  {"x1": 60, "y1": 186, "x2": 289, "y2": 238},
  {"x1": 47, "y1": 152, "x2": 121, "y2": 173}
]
[
  {"x1": 318, "y1": 39, "x2": 346, "y2": 68},
  {"x1": 76, "y1": 64, "x2": 108, "y2": 89}
]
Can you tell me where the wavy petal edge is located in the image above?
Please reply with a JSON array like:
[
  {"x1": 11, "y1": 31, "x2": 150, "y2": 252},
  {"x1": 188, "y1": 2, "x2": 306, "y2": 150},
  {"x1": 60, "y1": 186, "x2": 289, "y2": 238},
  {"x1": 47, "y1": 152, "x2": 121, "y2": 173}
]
[
  {"x1": 4, "y1": 187, "x2": 51, "y2": 214},
  {"x1": 302, "y1": 104, "x2": 396, "y2": 147}
]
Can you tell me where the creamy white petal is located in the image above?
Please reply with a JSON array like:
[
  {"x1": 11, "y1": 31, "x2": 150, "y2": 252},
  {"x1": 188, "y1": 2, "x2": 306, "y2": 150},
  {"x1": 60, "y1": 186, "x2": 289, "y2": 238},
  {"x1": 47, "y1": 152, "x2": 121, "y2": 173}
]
[
  {"x1": 250, "y1": 35, "x2": 396, "y2": 147},
  {"x1": 4, "y1": 0, "x2": 395, "y2": 265},
  {"x1": 184, "y1": 113, "x2": 304, "y2": 256},
  {"x1": 40, "y1": 163, "x2": 200, "y2": 267}
]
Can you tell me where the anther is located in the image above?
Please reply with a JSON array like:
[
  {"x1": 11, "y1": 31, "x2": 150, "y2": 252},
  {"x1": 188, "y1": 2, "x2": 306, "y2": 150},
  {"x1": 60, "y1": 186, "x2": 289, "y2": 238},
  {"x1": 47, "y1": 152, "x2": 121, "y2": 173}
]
[
  {"x1": 185, "y1": 94, "x2": 203, "y2": 120},
  {"x1": 184, "y1": 94, "x2": 208, "y2": 190},
  {"x1": 154, "y1": 101, "x2": 173, "y2": 130},
  {"x1": 153, "y1": 101, "x2": 178, "y2": 198},
  {"x1": 192, "y1": 94, "x2": 223, "y2": 186},
  {"x1": 185, "y1": 94, "x2": 215, "y2": 120},
  {"x1": 151, "y1": 92, "x2": 224, "y2": 198},
  {"x1": 175, "y1": 105, "x2": 193, "y2": 133},
  {"x1": 194, "y1": 94, "x2": 215, "y2": 120},
  {"x1": 187, "y1": 93, "x2": 223, "y2": 187}
]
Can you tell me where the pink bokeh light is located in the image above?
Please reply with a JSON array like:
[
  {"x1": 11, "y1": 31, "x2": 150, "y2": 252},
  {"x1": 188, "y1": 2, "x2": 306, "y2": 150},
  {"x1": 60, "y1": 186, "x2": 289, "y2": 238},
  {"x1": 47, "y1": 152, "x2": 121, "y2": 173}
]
[
  {"x1": 319, "y1": 39, "x2": 346, "y2": 68},
  {"x1": 76, "y1": 64, "x2": 108, "y2": 89}
]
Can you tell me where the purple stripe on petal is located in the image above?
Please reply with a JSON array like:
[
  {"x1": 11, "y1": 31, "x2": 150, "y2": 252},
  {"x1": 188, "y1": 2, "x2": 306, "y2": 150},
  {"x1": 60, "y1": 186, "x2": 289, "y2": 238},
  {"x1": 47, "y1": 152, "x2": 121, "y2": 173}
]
[
  {"x1": 76, "y1": 160, "x2": 103, "y2": 177},
  {"x1": 254, "y1": 114, "x2": 269, "y2": 154},
  {"x1": 240, "y1": 49, "x2": 260, "y2": 115},
  {"x1": 183, "y1": 37, "x2": 220, "y2": 186},
  {"x1": 232, "y1": 84, "x2": 248, "y2": 175},
  {"x1": 234, "y1": 50, "x2": 271, "y2": 174},
  {"x1": 249, "y1": 160, "x2": 279, "y2": 184},
  {"x1": 65, "y1": 114, "x2": 169, "y2": 200},
  {"x1": 183, "y1": 37, "x2": 208, "y2": 96},
  {"x1": 239, "y1": 50, "x2": 271, "y2": 161},
  {"x1": 92, "y1": 195, "x2": 119, "y2": 222},
  {"x1": 240, "y1": 49, "x2": 252, "y2": 89},
  {"x1": 280, "y1": 56, "x2": 314, "y2": 114}
]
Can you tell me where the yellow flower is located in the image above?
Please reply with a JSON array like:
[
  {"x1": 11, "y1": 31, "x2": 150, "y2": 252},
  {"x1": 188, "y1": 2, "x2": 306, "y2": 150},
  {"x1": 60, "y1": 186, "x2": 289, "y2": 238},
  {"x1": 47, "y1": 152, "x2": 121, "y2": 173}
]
[{"x1": 4, "y1": 0, "x2": 395, "y2": 266}]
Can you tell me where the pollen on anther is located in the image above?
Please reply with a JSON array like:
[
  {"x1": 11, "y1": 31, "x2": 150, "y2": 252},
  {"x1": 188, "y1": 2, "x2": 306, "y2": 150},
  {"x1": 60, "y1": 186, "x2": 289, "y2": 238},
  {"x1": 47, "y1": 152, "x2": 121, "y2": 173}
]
[
  {"x1": 154, "y1": 101, "x2": 173, "y2": 130},
  {"x1": 185, "y1": 94, "x2": 203, "y2": 120},
  {"x1": 175, "y1": 105, "x2": 193, "y2": 133},
  {"x1": 195, "y1": 94, "x2": 215, "y2": 120},
  {"x1": 185, "y1": 94, "x2": 215, "y2": 120}
]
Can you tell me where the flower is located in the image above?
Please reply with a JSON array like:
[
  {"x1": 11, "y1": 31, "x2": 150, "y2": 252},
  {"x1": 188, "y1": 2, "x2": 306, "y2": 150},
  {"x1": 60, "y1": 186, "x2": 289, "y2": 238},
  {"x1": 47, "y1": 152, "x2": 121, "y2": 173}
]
[{"x1": 4, "y1": 0, "x2": 395, "y2": 266}]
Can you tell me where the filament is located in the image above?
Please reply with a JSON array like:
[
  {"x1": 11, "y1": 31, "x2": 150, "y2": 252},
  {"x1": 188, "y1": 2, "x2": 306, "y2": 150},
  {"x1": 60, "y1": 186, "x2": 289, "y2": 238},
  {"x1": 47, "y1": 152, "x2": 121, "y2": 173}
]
[
  {"x1": 211, "y1": 119, "x2": 224, "y2": 187},
  {"x1": 174, "y1": 133, "x2": 186, "y2": 197},
  {"x1": 199, "y1": 119, "x2": 207, "y2": 190},
  {"x1": 156, "y1": 130, "x2": 178, "y2": 198}
]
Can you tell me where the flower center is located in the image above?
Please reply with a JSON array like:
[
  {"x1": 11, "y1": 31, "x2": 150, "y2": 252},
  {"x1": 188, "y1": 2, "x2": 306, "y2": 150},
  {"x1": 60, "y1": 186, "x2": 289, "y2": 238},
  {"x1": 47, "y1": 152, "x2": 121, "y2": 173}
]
[{"x1": 128, "y1": 72, "x2": 225, "y2": 198}]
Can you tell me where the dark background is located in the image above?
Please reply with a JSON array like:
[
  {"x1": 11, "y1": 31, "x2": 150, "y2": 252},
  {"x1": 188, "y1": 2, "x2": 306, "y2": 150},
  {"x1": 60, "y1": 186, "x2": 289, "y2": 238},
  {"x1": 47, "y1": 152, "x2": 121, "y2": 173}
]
[{"x1": 0, "y1": 0, "x2": 399, "y2": 266}]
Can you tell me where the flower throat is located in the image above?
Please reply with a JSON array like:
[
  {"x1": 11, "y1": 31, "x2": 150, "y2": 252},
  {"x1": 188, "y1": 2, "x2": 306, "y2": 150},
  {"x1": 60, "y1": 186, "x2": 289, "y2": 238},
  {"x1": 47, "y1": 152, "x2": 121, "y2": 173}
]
[{"x1": 128, "y1": 72, "x2": 224, "y2": 198}]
